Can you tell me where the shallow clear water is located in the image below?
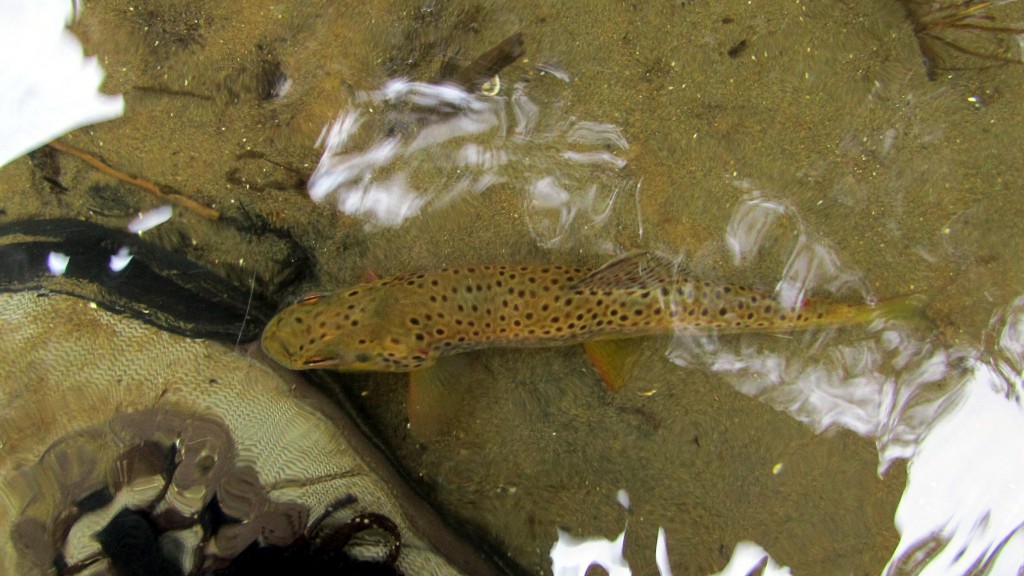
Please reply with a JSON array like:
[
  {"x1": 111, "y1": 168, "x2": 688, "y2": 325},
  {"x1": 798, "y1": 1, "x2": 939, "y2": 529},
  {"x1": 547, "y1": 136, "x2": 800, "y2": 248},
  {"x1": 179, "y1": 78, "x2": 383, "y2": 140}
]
[{"x1": 2, "y1": 0, "x2": 1024, "y2": 574}]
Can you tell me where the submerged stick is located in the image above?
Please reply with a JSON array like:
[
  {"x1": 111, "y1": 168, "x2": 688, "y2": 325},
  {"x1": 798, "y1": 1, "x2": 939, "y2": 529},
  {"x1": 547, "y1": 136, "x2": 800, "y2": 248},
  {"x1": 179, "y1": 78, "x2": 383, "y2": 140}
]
[
  {"x1": 449, "y1": 32, "x2": 526, "y2": 92},
  {"x1": 47, "y1": 140, "x2": 220, "y2": 220}
]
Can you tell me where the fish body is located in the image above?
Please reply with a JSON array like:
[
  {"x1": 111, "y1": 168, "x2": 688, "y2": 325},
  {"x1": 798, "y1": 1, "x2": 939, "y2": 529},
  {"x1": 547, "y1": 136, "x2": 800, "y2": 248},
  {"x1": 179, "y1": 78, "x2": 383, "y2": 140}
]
[{"x1": 260, "y1": 253, "x2": 880, "y2": 373}]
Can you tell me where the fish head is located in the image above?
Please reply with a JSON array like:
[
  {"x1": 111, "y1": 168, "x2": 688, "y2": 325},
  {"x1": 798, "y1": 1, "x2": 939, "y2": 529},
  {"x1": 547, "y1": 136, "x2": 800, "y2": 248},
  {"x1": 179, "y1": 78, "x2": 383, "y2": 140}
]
[{"x1": 261, "y1": 288, "x2": 428, "y2": 373}]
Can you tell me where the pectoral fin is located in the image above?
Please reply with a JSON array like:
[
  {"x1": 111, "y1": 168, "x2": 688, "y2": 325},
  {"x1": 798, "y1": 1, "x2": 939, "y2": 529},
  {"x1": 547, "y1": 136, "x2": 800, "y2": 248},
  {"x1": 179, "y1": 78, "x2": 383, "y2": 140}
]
[
  {"x1": 582, "y1": 339, "x2": 643, "y2": 393},
  {"x1": 407, "y1": 356, "x2": 477, "y2": 443}
]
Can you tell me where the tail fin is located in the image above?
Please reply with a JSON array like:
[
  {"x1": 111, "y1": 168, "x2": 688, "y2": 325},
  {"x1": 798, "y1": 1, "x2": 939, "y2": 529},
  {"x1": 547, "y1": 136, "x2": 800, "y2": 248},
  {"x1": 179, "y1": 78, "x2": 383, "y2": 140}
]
[{"x1": 869, "y1": 290, "x2": 934, "y2": 327}]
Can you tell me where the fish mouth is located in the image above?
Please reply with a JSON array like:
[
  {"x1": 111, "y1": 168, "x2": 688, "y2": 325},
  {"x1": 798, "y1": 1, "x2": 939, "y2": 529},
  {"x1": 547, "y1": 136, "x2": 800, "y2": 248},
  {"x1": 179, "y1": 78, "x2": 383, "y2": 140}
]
[
  {"x1": 260, "y1": 330, "x2": 302, "y2": 370},
  {"x1": 301, "y1": 356, "x2": 340, "y2": 368}
]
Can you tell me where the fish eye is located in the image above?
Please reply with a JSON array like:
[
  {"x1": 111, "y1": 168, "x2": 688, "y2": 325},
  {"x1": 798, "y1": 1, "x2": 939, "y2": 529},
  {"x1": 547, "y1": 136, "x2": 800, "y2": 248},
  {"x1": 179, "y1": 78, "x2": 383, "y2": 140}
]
[{"x1": 355, "y1": 353, "x2": 371, "y2": 363}]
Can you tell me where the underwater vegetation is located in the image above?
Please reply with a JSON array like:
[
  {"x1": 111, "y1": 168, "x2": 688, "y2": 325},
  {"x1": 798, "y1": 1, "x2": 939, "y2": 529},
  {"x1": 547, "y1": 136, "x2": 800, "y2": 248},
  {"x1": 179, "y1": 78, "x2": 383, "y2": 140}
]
[{"x1": 900, "y1": 0, "x2": 1024, "y2": 79}]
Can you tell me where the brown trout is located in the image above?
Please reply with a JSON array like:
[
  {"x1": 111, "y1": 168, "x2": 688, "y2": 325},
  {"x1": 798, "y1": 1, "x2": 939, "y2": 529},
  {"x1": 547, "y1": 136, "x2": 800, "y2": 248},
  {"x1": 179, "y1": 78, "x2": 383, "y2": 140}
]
[{"x1": 261, "y1": 252, "x2": 903, "y2": 383}]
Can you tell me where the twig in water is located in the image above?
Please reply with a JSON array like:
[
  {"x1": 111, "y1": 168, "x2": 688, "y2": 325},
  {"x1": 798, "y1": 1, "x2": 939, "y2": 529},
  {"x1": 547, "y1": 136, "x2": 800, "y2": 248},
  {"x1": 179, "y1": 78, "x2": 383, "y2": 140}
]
[{"x1": 46, "y1": 140, "x2": 220, "y2": 220}]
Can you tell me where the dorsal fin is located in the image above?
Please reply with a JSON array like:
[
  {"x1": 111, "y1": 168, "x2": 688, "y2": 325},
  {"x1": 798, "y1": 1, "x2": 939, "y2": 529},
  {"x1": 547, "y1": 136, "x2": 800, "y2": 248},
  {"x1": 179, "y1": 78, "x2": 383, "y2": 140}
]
[{"x1": 570, "y1": 252, "x2": 680, "y2": 291}]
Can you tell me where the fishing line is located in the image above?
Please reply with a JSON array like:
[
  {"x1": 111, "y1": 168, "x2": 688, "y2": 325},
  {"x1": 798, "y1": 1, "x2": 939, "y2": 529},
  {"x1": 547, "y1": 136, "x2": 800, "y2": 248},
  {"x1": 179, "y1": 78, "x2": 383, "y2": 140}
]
[{"x1": 236, "y1": 271, "x2": 257, "y2": 351}]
